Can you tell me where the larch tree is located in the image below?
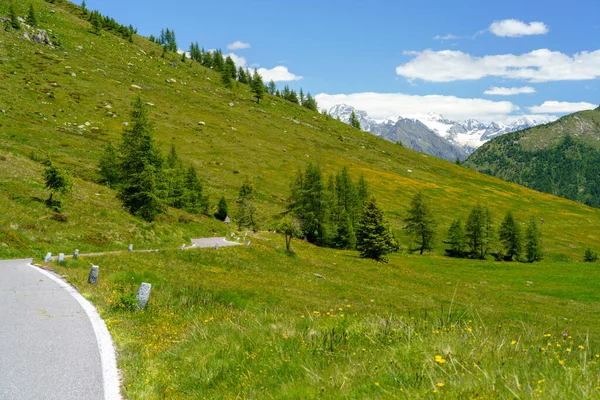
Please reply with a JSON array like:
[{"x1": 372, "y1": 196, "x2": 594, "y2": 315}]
[
  {"x1": 117, "y1": 97, "x2": 164, "y2": 221},
  {"x1": 349, "y1": 110, "x2": 361, "y2": 129},
  {"x1": 465, "y1": 203, "x2": 494, "y2": 259},
  {"x1": 525, "y1": 217, "x2": 543, "y2": 262},
  {"x1": 445, "y1": 218, "x2": 466, "y2": 257},
  {"x1": 26, "y1": 4, "x2": 37, "y2": 27},
  {"x1": 499, "y1": 211, "x2": 522, "y2": 261},
  {"x1": 236, "y1": 177, "x2": 258, "y2": 231},
  {"x1": 356, "y1": 197, "x2": 397, "y2": 262},
  {"x1": 44, "y1": 161, "x2": 72, "y2": 210},
  {"x1": 404, "y1": 191, "x2": 436, "y2": 255},
  {"x1": 251, "y1": 69, "x2": 264, "y2": 103},
  {"x1": 9, "y1": 3, "x2": 21, "y2": 30},
  {"x1": 98, "y1": 143, "x2": 120, "y2": 188}
]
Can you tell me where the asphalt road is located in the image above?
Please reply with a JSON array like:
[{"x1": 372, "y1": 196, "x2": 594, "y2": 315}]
[
  {"x1": 0, "y1": 259, "x2": 104, "y2": 400},
  {"x1": 191, "y1": 237, "x2": 242, "y2": 248}
]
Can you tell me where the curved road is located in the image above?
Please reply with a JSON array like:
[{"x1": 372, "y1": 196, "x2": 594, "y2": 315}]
[
  {"x1": 0, "y1": 259, "x2": 110, "y2": 400},
  {"x1": 0, "y1": 238, "x2": 240, "y2": 399}
]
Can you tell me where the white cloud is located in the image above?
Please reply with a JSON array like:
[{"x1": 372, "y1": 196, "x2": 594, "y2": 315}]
[
  {"x1": 396, "y1": 49, "x2": 600, "y2": 82},
  {"x1": 315, "y1": 92, "x2": 521, "y2": 123},
  {"x1": 489, "y1": 19, "x2": 549, "y2": 37},
  {"x1": 225, "y1": 53, "x2": 247, "y2": 68},
  {"x1": 528, "y1": 101, "x2": 597, "y2": 114},
  {"x1": 227, "y1": 41, "x2": 251, "y2": 50},
  {"x1": 257, "y1": 66, "x2": 302, "y2": 82},
  {"x1": 433, "y1": 34, "x2": 458, "y2": 40},
  {"x1": 484, "y1": 86, "x2": 536, "y2": 95}
]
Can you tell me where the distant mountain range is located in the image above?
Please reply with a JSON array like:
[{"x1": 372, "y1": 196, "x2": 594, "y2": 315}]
[{"x1": 328, "y1": 104, "x2": 549, "y2": 161}]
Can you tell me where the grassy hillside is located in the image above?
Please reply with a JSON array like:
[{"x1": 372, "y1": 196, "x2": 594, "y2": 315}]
[
  {"x1": 466, "y1": 109, "x2": 600, "y2": 207},
  {"x1": 1, "y1": 0, "x2": 598, "y2": 261},
  {"x1": 2, "y1": 2, "x2": 600, "y2": 398}
]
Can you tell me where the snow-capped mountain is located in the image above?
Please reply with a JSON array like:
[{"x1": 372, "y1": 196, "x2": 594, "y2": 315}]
[
  {"x1": 417, "y1": 112, "x2": 547, "y2": 152},
  {"x1": 328, "y1": 104, "x2": 378, "y2": 131},
  {"x1": 328, "y1": 105, "x2": 548, "y2": 160}
]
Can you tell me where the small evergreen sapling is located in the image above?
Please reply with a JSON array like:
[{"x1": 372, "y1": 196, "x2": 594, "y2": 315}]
[
  {"x1": 584, "y1": 247, "x2": 598, "y2": 262},
  {"x1": 44, "y1": 161, "x2": 72, "y2": 210},
  {"x1": 26, "y1": 4, "x2": 37, "y2": 27}
]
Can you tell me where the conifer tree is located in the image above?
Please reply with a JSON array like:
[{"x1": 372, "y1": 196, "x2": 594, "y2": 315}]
[
  {"x1": 445, "y1": 219, "x2": 466, "y2": 257},
  {"x1": 299, "y1": 88, "x2": 305, "y2": 105},
  {"x1": 215, "y1": 196, "x2": 229, "y2": 221},
  {"x1": 44, "y1": 161, "x2": 71, "y2": 210},
  {"x1": 584, "y1": 247, "x2": 598, "y2": 262},
  {"x1": 9, "y1": 3, "x2": 20, "y2": 30},
  {"x1": 349, "y1": 110, "x2": 361, "y2": 129},
  {"x1": 404, "y1": 191, "x2": 436, "y2": 254},
  {"x1": 212, "y1": 50, "x2": 224, "y2": 72},
  {"x1": 525, "y1": 217, "x2": 543, "y2": 262},
  {"x1": 289, "y1": 164, "x2": 329, "y2": 245},
  {"x1": 237, "y1": 67, "x2": 248, "y2": 84},
  {"x1": 26, "y1": 4, "x2": 37, "y2": 27},
  {"x1": 184, "y1": 166, "x2": 208, "y2": 214},
  {"x1": 267, "y1": 80, "x2": 277, "y2": 95},
  {"x1": 81, "y1": 0, "x2": 87, "y2": 14},
  {"x1": 98, "y1": 143, "x2": 120, "y2": 188},
  {"x1": 117, "y1": 97, "x2": 164, "y2": 221},
  {"x1": 251, "y1": 69, "x2": 264, "y2": 104},
  {"x1": 224, "y1": 56, "x2": 237, "y2": 80},
  {"x1": 356, "y1": 197, "x2": 397, "y2": 262},
  {"x1": 91, "y1": 11, "x2": 101, "y2": 34},
  {"x1": 465, "y1": 203, "x2": 494, "y2": 259},
  {"x1": 303, "y1": 92, "x2": 318, "y2": 111},
  {"x1": 335, "y1": 209, "x2": 356, "y2": 249},
  {"x1": 357, "y1": 175, "x2": 369, "y2": 208},
  {"x1": 236, "y1": 177, "x2": 257, "y2": 231},
  {"x1": 499, "y1": 211, "x2": 522, "y2": 260}
]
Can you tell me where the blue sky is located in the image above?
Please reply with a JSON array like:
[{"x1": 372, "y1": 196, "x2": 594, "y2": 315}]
[{"x1": 85, "y1": 0, "x2": 599, "y2": 123}]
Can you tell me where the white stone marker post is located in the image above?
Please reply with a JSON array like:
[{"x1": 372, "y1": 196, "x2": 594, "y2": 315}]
[
  {"x1": 44, "y1": 252, "x2": 52, "y2": 262},
  {"x1": 58, "y1": 253, "x2": 65, "y2": 263},
  {"x1": 128, "y1": 244, "x2": 133, "y2": 252},
  {"x1": 88, "y1": 265, "x2": 99, "y2": 284},
  {"x1": 73, "y1": 249, "x2": 79, "y2": 259},
  {"x1": 136, "y1": 283, "x2": 152, "y2": 310}
]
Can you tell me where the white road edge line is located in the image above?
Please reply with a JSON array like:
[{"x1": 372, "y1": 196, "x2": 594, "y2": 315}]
[{"x1": 28, "y1": 263, "x2": 121, "y2": 400}]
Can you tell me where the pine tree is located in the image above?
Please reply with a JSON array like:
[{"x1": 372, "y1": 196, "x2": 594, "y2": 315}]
[
  {"x1": 212, "y1": 50, "x2": 224, "y2": 72},
  {"x1": 117, "y1": 97, "x2": 164, "y2": 221},
  {"x1": 499, "y1": 211, "x2": 522, "y2": 261},
  {"x1": 349, "y1": 110, "x2": 361, "y2": 129},
  {"x1": 465, "y1": 204, "x2": 494, "y2": 259},
  {"x1": 98, "y1": 143, "x2": 120, "y2": 188},
  {"x1": 335, "y1": 209, "x2": 356, "y2": 249},
  {"x1": 237, "y1": 67, "x2": 248, "y2": 84},
  {"x1": 184, "y1": 166, "x2": 208, "y2": 214},
  {"x1": 267, "y1": 80, "x2": 277, "y2": 95},
  {"x1": 356, "y1": 197, "x2": 397, "y2": 262},
  {"x1": 44, "y1": 161, "x2": 71, "y2": 210},
  {"x1": 236, "y1": 177, "x2": 258, "y2": 231},
  {"x1": 81, "y1": 0, "x2": 87, "y2": 14},
  {"x1": 9, "y1": 3, "x2": 21, "y2": 30},
  {"x1": 26, "y1": 4, "x2": 37, "y2": 27},
  {"x1": 251, "y1": 69, "x2": 264, "y2": 104},
  {"x1": 455, "y1": 158, "x2": 462, "y2": 166},
  {"x1": 224, "y1": 56, "x2": 237, "y2": 80},
  {"x1": 404, "y1": 191, "x2": 436, "y2": 254},
  {"x1": 91, "y1": 11, "x2": 101, "y2": 34},
  {"x1": 445, "y1": 219, "x2": 466, "y2": 257},
  {"x1": 584, "y1": 247, "x2": 598, "y2": 262},
  {"x1": 303, "y1": 92, "x2": 318, "y2": 111},
  {"x1": 525, "y1": 217, "x2": 543, "y2": 262},
  {"x1": 215, "y1": 196, "x2": 229, "y2": 221}
]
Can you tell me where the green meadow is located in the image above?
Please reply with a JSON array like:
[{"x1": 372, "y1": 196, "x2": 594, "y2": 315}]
[{"x1": 1, "y1": 0, "x2": 600, "y2": 398}]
